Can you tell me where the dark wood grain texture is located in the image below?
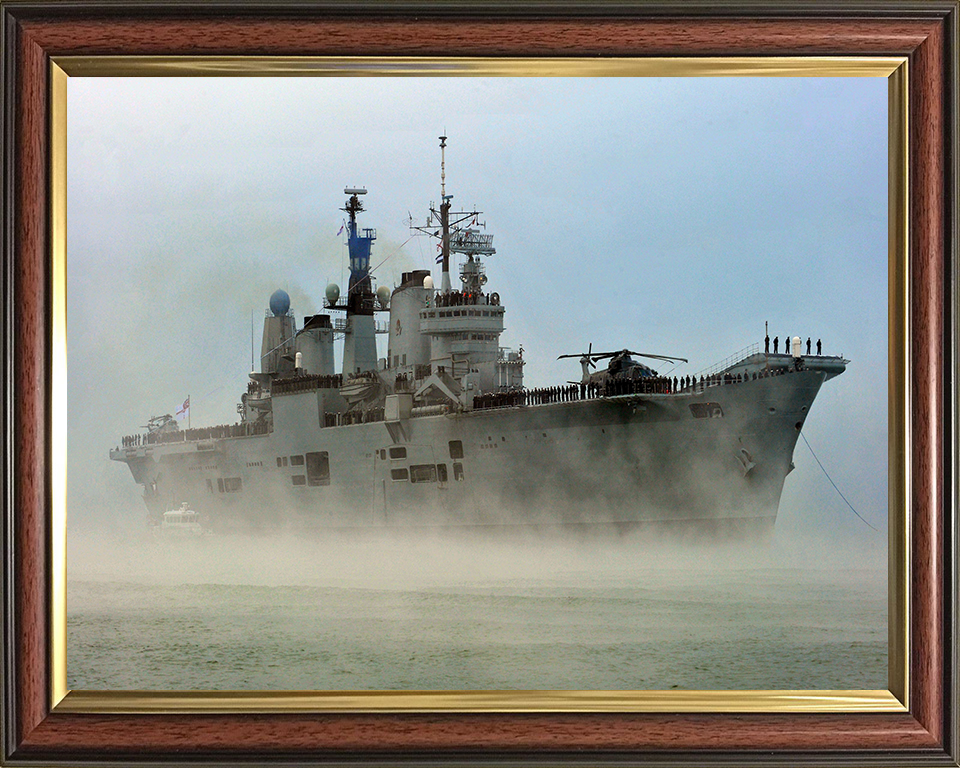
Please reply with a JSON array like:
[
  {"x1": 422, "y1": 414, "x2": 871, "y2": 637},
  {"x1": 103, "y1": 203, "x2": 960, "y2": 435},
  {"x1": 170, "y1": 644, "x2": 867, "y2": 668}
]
[
  {"x1": 9, "y1": 15, "x2": 947, "y2": 56},
  {"x1": 909, "y1": 15, "x2": 946, "y2": 747},
  {"x1": 14, "y1": 712, "x2": 944, "y2": 754},
  {"x1": 12, "y1": 13, "x2": 49, "y2": 751},
  {"x1": 2, "y1": 4, "x2": 956, "y2": 766}
]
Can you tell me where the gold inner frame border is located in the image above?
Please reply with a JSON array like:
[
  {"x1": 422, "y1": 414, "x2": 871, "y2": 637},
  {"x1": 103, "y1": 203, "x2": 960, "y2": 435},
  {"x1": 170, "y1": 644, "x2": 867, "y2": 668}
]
[{"x1": 49, "y1": 55, "x2": 909, "y2": 715}]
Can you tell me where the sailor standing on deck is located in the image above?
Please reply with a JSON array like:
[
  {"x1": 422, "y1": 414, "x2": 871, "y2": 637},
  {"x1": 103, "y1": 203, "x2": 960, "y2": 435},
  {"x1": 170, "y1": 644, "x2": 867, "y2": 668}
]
[{"x1": 773, "y1": 336, "x2": 779, "y2": 353}]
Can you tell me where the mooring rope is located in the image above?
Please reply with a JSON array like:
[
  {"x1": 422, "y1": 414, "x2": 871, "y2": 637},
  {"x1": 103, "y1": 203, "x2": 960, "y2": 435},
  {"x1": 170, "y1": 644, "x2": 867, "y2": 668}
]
[{"x1": 799, "y1": 431, "x2": 879, "y2": 532}]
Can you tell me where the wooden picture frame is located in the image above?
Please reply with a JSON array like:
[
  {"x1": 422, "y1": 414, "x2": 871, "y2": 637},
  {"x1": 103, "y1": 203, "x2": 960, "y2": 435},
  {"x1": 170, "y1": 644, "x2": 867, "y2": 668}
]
[{"x1": 2, "y1": 2, "x2": 957, "y2": 765}]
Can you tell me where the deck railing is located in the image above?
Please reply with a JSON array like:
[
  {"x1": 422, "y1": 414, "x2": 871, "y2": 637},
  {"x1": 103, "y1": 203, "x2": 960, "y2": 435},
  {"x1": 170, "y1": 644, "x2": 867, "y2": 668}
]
[{"x1": 694, "y1": 343, "x2": 760, "y2": 379}]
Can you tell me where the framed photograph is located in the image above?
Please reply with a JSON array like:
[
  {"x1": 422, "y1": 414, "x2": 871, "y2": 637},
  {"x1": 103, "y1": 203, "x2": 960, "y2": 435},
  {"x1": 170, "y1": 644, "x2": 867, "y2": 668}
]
[{"x1": 2, "y1": 3, "x2": 956, "y2": 766}]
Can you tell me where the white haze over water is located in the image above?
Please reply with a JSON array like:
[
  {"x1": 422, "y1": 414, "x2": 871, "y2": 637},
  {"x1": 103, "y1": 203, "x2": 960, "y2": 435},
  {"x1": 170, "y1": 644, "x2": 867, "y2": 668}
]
[{"x1": 67, "y1": 523, "x2": 886, "y2": 691}]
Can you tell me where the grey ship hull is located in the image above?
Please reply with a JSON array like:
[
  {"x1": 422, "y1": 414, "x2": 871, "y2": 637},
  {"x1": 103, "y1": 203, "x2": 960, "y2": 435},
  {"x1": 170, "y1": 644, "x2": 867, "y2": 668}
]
[{"x1": 111, "y1": 361, "x2": 838, "y2": 534}]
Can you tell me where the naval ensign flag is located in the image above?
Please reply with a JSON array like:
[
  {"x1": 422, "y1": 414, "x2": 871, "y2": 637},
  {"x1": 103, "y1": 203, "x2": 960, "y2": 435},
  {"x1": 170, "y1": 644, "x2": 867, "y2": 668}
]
[{"x1": 176, "y1": 396, "x2": 190, "y2": 426}]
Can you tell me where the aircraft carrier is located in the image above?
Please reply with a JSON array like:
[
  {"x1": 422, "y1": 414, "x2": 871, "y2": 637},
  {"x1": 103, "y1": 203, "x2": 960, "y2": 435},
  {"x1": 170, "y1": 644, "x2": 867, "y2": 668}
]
[{"x1": 110, "y1": 137, "x2": 847, "y2": 534}]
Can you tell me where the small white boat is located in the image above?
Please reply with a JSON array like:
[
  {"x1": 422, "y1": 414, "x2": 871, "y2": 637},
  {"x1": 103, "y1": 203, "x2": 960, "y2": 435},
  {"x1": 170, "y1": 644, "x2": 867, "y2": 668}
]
[{"x1": 160, "y1": 502, "x2": 205, "y2": 537}]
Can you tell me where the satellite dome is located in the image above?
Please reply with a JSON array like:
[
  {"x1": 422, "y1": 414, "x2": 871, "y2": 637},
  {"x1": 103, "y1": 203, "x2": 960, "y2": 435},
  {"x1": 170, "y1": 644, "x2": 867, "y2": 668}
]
[
  {"x1": 325, "y1": 283, "x2": 341, "y2": 306},
  {"x1": 376, "y1": 285, "x2": 391, "y2": 309},
  {"x1": 269, "y1": 289, "x2": 290, "y2": 317},
  {"x1": 423, "y1": 275, "x2": 434, "y2": 290}
]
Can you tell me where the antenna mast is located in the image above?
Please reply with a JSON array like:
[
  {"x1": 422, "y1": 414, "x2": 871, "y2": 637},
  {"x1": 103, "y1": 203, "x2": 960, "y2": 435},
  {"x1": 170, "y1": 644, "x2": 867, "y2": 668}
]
[
  {"x1": 410, "y1": 136, "x2": 493, "y2": 293},
  {"x1": 439, "y1": 135, "x2": 452, "y2": 294},
  {"x1": 440, "y1": 134, "x2": 446, "y2": 199}
]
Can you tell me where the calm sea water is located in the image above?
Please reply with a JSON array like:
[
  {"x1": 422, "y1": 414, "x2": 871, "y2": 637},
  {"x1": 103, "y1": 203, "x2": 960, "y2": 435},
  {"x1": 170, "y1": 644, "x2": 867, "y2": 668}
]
[{"x1": 67, "y1": 527, "x2": 887, "y2": 691}]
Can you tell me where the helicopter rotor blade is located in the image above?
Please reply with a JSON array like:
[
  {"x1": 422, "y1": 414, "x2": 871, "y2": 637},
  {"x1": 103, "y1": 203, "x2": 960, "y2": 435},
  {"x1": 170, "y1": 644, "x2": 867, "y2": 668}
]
[
  {"x1": 558, "y1": 350, "x2": 618, "y2": 361},
  {"x1": 560, "y1": 348, "x2": 687, "y2": 364},
  {"x1": 620, "y1": 350, "x2": 689, "y2": 364}
]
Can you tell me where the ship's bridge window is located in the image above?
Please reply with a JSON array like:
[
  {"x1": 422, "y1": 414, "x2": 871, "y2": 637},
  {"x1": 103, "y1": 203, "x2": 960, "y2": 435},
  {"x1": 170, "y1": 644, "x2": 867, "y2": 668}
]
[
  {"x1": 291, "y1": 475, "x2": 306, "y2": 486},
  {"x1": 449, "y1": 440, "x2": 463, "y2": 459},
  {"x1": 437, "y1": 464, "x2": 448, "y2": 483},
  {"x1": 306, "y1": 451, "x2": 330, "y2": 486},
  {"x1": 453, "y1": 463, "x2": 464, "y2": 481},
  {"x1": 391, "y1": 468, "x2": 408, "y2": 481},
  {"x1": 389, "y1": 446, "x2": 407, "y2": 459},
  {"x1": 290, "y1": 455, "x2": 304, "y2": 466},
  {"x1": 410, "y1": 464, "x2": 437, "y2": 484}
]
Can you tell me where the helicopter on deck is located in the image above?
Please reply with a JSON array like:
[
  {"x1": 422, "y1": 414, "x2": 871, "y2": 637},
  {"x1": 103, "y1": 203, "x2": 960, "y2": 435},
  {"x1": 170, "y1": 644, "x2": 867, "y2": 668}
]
[{"x1": 558, "y1": 345, "x2": 688, "y2": 386}]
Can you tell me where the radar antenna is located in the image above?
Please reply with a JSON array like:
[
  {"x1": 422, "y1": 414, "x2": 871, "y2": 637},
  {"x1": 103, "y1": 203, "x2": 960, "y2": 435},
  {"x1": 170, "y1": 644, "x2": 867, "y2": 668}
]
[{"x1": 341, "y1": 187, "x2": 367, "y2": 225}]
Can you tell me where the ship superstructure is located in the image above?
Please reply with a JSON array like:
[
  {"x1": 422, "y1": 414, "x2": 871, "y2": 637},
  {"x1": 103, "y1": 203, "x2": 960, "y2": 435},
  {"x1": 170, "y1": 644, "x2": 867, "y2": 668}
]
[{"x1": 111, "y1": 137, "x2": 848, "y2": 534}]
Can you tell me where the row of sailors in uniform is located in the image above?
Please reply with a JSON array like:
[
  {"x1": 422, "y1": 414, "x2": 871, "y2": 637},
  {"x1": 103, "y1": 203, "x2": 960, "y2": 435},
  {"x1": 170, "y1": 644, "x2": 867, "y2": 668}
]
[
  {"x1": 120, "y1": 422, "x2": 268, "y2": 448},
  {"x1": 270, "y1": 373, "x2": 344, "y2": 392},
  {"x1": 473, "y1": 376, "x2": 675, "y2": 409},
  {"x1": 473, "y1": 366, "x2": 800, "y2": 410},
  {"x1": 767, "y1": 336, "x2": 824, "y2": 355},
  {"x1": 149, "y1": 423, "x2": 268, "y2": 443},
  {"x1": 432, "y1": 290, "x2": 500, "y2": 307}
]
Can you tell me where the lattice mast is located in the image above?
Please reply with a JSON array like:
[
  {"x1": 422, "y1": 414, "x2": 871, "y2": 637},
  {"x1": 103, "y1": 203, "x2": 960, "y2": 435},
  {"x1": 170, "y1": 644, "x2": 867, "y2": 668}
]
[{"x1": 411, "y1": 135, "x2": 495, "y2": 295}]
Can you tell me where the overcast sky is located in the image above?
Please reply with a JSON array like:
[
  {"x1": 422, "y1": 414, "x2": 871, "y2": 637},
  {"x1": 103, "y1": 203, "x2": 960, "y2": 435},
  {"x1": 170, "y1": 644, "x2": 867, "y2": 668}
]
[{"x1": 66, "y1": 75, "x2": 888, "y2": 551}]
